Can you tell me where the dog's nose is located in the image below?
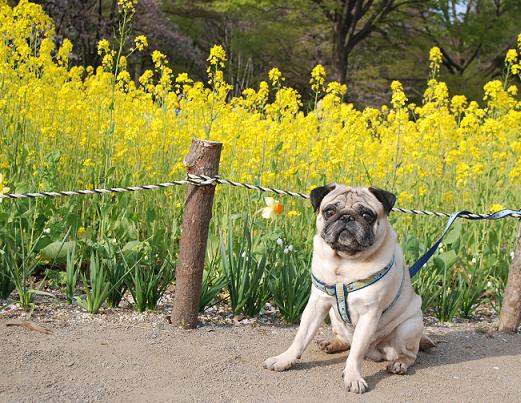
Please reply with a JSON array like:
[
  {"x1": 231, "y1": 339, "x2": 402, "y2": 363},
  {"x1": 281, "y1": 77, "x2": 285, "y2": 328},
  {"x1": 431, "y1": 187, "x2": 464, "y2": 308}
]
[{"x1": 340, "y1": 214, "x2": 354, "y2": 223}]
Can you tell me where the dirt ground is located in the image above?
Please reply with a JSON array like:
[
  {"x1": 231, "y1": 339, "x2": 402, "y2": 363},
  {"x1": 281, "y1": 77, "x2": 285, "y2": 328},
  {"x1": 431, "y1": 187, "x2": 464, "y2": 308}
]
[{"x1": 1, "y1": 305, "x2": 521, "y2": 403}]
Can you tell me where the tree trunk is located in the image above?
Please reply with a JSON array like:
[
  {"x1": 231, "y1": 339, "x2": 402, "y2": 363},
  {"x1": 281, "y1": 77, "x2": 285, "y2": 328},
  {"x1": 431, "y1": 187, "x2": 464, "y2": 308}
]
[
  {"x1": 333, "y1": 23, "x2": 349, "y2": 84},
  {"x1": 171, "y1": 139, "x2": 223, "y2": 328},
  {"x1": 498, "y1": 222, "x2": 521, "y2": 332}
]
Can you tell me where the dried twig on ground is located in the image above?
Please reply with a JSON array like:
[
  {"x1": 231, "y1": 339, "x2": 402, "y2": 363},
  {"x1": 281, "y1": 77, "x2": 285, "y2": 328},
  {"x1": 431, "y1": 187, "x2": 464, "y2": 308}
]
[{"x1": 6, "y1": 321, "x2": 52, "y2": 335}]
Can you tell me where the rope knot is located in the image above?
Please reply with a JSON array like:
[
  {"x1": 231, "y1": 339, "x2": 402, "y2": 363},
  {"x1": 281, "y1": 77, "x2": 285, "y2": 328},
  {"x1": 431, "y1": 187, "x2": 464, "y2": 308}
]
[{"x1": 186, "y1": 174, "x2": 219, "y2": 186}]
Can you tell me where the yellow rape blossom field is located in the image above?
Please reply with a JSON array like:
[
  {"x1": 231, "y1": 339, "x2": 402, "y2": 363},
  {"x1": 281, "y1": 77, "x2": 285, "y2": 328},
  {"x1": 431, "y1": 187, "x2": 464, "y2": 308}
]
[{"x1": 0, "y1": 0, "x2": 520, "y2": 321}]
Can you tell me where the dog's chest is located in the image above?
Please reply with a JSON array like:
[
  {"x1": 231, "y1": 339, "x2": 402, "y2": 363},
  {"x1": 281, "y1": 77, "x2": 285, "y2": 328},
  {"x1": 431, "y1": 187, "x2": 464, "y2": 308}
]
[{"x1": 313, "y1": 255, "x2": 377, "y2": 285}]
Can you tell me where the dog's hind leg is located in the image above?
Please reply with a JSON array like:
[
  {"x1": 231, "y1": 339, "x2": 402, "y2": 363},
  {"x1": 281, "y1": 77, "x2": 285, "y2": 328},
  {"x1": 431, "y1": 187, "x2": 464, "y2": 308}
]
[
  {"x1": 317, "y1": 308, "x2": 350, "y2": 354},
  {"x1": 317, "y1": 334, "x2": 349, "y2": 353},
  {"x1": 385, "y1": 313, "x2": 423, "y2": 375}
]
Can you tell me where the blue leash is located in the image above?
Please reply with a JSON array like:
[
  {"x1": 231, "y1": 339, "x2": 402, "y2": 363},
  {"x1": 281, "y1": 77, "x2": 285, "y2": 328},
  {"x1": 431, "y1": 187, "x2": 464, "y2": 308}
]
[{"x1": 409, "y1": 209, "x2": 521, "y2": 278}]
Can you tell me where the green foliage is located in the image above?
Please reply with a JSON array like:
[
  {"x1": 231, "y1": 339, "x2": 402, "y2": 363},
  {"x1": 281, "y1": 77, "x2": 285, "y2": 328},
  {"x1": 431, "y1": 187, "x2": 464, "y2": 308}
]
[
  {"x1": 219, "y1": 217, "x2": 270, "y2": 317},
  {"x1": 104, "y1": 256, "x2": 129, "y2": 308},
  {"x1": 410, "y1": 219, "x2": 515, "y2": 322},
  {"x1": 65, "y1": 246, "x2": 81, "y2": 304},
  {"x1": 2, "y1": 226, "x2": 55, "y2": 310},
  {"x1": 44, "y1": 268, "x2": 67, "y2": 288},
  {"x1": 199, "y1": 239, "x2": 226, "y2": 311},
  {"x1": 76, "y1": 253, "x2": 111, "y2": 314},
  {"x1": 267, "y1": 240, "x2": 311, "y2": 324},
  {"x1": 0, "y1": 251, "x2": 15, "y2": 299},
  {"x1": 126, "y1": 258, "x2": 175, "y2": 312}
]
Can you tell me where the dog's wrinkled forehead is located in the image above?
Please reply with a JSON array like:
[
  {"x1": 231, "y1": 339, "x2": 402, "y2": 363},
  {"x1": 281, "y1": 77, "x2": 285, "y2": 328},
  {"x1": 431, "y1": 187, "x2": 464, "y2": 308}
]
[{"x1": 321, "y1": 185, "x2": 381, "y2": 213}]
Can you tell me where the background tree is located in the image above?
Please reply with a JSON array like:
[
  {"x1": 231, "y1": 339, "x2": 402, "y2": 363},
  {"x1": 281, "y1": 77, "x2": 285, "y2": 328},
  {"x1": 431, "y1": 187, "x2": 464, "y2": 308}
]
[
  {"x1": 309, "y1": 0, "x2": 424, "y2": 83},
  {"x1": 12, "y1": 0, "x2": 520, "y2": 105}
]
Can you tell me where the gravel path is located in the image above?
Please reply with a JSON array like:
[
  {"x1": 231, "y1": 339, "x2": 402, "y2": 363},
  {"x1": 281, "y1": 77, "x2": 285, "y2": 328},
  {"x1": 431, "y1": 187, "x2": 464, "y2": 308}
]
[{"x1": 1, "y1": 306, "x2": 520, "y2": 403}]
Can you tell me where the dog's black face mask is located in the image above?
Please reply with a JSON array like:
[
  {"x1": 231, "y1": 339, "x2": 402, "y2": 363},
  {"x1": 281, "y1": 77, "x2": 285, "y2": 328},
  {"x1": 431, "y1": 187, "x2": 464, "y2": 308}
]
[
  {"x1": 310, "y1": 185, "x2": 396, "y2": 255},
  {"x1": 320, "y1": 203, "x2": 377, "y2": 254}
]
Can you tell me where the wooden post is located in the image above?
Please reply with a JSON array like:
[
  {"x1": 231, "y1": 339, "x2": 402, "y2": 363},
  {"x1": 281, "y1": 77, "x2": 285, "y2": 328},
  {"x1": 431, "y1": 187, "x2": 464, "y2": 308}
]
[
  {"x1": 171, "y1": 139, "x2": 222, "y2": 328},
  {"x1": 498, "y1": 222, "x2": 521, "y2": 332}
]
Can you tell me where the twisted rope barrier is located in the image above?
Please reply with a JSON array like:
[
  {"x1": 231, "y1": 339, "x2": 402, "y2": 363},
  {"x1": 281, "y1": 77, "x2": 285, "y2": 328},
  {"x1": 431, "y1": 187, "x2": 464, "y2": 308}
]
[{"x1": 1, "y1": 173, "x2": 519, "y2": 219}]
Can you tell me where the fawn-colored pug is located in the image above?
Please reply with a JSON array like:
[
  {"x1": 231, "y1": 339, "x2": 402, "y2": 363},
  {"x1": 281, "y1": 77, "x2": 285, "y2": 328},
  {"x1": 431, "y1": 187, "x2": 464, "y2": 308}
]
[{"x1": 264, "y1": 184, "x2": 433, "y2": 394}]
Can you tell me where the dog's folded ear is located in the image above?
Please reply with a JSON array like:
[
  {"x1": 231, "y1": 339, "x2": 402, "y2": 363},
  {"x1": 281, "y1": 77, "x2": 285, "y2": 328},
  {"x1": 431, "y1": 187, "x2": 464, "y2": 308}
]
[
  {"x1": 368, "y1": 186, "x2": 396, "y2": 215},
  {"x1": 310, "y1": 184, "x2": 336, "y2": 212}
]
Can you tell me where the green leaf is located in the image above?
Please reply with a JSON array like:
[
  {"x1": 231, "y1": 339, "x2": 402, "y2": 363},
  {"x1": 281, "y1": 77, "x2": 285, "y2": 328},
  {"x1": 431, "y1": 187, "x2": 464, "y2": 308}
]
[{"x1": 41, "y1": 241, "x2": 77, "y2": 260}]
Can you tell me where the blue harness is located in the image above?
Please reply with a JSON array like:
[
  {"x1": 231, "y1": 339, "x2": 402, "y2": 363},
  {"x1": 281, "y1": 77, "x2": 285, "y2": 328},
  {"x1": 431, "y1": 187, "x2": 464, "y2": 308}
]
[
  {"x1": 311, "y1": 255, "x2": 403, "y2": 325},
  {"x1": 311, "y1": 209, "x2": 521, "y2": 325}
]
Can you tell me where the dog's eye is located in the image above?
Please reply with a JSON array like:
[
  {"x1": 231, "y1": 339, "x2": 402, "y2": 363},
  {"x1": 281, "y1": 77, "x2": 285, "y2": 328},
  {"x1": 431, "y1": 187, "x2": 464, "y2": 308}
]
[
  {"x1": 362, "y1": 212, "x2": 375, "y2": 222},
  {"x1": 323, "y1": 207, "x2": 336, "y2": 219}
]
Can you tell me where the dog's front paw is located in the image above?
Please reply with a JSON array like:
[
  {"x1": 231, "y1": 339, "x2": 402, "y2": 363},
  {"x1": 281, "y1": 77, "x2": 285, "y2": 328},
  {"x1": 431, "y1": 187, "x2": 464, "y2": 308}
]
[
  {"x1": 263, "y1": 353, "x2": 297, "y2": 372},
  {"x1": 342, "y1": 369, "x2": 368, "y2": 394}
]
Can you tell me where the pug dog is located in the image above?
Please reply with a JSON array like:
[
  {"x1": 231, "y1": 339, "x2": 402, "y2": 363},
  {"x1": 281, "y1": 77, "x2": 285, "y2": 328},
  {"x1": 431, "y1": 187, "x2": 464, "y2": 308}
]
[{"x1": 263, "y1": 184, "x2": 433, "y2": 394}]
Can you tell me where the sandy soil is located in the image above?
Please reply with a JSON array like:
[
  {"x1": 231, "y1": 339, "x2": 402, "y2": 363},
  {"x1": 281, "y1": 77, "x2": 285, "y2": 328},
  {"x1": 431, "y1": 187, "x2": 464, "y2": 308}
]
[{"x1": 1, "y1": 304, "x2": 520, "y2": 403}]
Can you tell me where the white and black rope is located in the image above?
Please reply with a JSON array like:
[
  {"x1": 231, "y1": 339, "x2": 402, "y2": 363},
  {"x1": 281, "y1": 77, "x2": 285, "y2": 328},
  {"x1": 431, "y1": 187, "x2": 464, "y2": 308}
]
[
  {"x1": 1, "y1": 173, "x2": 519, "y2": 220},
  {"x1": 0, "y1": 180, "x2": 191, "y2": 200}
]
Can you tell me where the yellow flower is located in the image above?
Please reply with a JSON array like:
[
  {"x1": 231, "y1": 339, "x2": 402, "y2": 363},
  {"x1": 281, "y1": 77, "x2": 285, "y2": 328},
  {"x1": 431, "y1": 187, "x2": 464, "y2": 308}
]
[
  {"x1": 489, "y1": 203, "x2": 504, "y2": 212},
  {"x1": 310, "y1": 64, "x2": 326, "y2": 93},
  {"x1": 76, "y1": 226, "x2": 87, "y2": 239},
  {"x1": 505, "y1": 49, "x2": 518, "y2": 65},
  {"x1": 134, "y1": 35, "x2": 148, "y2": 51},
  {"x1": 507, "y1": 85, "x2": 518, "y2": 96},
  {"x1": 450, "y1": 95, "x2": 467, "y2": 113},
  {"x1": 325, "y1": 82, "x2": 347, "y2": 97},
  {"x1": 0, "y1": 173, "x2": 10, "y2": 201},
  {"x1": 0, "y1": 0, "x2": 519, "y2": 241},
  {"x1": 117, "y1": 0, "x2": 138, "y2": 13},
  {"x1": 175, "y1": 72, "x2": 192, "y2": 85},
  {"x1": 57, "y1": 39, "x2": 73, "y2": 65},
  {"x1": 151, "y1": 50, "x2": 167, "y2": 68},
  {"x1": 268, "y1": 67, "x2": 284, "y2": 87},
  {"x1": 287, "y1": 210, "x2": 301, "y2": 218},
  {"x1": 207, "y1": 45, "x2": 227, "y2": 68},
  {"x1": 260, "y1": 197, "x2": 283, "y2": 219},
  {"x1": 97, "y1": 39, "x2": 110, "y2": 55},
  {"x1": 101, "y1": 53, "x2": 114, "y2": 70},
  {"x1": 442, "y1": 191, "x2": 454, "y2": 204},
  {"x1": 390, "y1": 81, "x2": 407, "y2": 108},
  {"x1": 139, "y1": 69, "x2": 154, "y2": 88},
  {"x1": 116, "y1": 70, "x2": 131, "y2": 83},
  {"x1": 429, "y1": 46, "x2": 443, "y2": 69},
  {"x1": 398, "y1": 191, "x2": 413, "y2": 205}
]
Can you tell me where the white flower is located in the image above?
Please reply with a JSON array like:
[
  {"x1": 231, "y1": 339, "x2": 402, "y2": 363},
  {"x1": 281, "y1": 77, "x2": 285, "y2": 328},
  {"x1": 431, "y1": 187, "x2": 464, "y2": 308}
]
[
  {"x1": 287, "y1": 244, "x2": 294, "y2": 252},
  {"x1": 43, "y1": 228, "x2": 51, "y2": 234},
  {"x1": 439, "y1": 247, "x2": 444, "y2": 253},
  {"x1": 241, "y1": 251, "x2": 247, "y2": 258},
  {"x1": 276, "y1": 238, "x2": 284, "y2": 246},
  {"x1": 438, "y1": 243, "x2": 443, "y2": 249},
  {"x1": 260, "y1": 197, "x2": 283, "y2": 219},
  {"x1": 471, "y1": 257, "x2": 477, "y2": 264},
  {"x1": 283, "y1": 247, "x2": 289, "y2": 254},
  {"x1": 511, "y1": 251, "x2": 515, "y2": 259}
]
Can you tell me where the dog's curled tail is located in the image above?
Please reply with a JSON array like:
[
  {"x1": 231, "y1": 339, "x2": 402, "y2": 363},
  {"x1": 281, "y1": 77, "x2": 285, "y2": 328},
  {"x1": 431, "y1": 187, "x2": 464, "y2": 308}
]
[{"x1": 419, "y1": 335, "x2": 436, "y2": 351}]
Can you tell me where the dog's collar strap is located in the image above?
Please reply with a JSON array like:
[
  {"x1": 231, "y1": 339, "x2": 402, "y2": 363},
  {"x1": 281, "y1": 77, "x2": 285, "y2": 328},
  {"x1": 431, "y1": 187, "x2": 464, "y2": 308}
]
[{"x1": 311, "y1": 255, "x2": 398, "y2": 325}]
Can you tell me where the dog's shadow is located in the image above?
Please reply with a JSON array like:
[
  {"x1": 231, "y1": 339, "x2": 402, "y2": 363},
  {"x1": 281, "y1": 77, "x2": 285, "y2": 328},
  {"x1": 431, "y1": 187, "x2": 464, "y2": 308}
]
[
  {"x1": 293, "y1": 355, "x2": 347, "y2": 370},
  {"x1": 289, "y1": 328, "x2": 521, "y2": 390}
]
